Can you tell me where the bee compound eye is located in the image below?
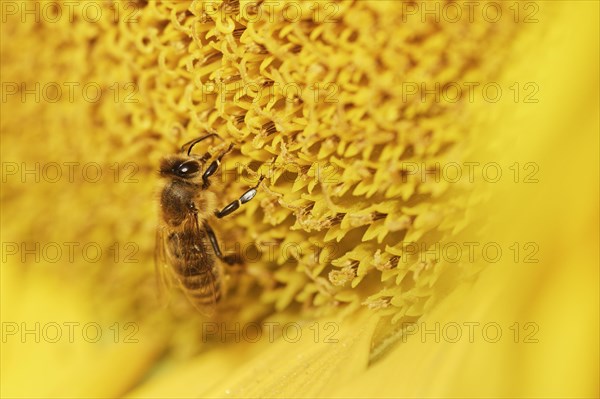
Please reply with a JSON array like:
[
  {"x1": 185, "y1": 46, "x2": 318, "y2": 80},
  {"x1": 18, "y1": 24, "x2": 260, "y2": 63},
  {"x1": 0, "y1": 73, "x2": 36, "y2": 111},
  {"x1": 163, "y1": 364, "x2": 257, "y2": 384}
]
[{"x1": 177, "y1": 161, "x2": 200, "y2": 175}]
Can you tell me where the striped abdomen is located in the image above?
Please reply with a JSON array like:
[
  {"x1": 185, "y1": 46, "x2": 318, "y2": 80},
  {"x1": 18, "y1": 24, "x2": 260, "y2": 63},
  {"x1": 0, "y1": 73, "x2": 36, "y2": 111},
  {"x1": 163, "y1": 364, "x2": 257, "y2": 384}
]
[{"x1": 167, "y1": 228, "x2": 222, "y2": 308}]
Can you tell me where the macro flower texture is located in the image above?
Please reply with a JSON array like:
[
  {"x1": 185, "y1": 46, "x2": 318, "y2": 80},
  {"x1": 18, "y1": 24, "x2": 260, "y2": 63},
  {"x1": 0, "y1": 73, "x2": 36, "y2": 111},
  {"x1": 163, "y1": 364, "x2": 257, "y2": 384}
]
[{"x1": 0, "y1": 0, "x2": 598, "y2": 398}]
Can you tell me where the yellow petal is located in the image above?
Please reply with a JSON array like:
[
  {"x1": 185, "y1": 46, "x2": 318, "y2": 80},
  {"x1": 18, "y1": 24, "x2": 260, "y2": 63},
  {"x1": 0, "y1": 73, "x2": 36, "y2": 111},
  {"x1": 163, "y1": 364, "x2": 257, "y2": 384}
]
[{"x1": 332, "y1": 2, "x2": 599, "y2": 397}]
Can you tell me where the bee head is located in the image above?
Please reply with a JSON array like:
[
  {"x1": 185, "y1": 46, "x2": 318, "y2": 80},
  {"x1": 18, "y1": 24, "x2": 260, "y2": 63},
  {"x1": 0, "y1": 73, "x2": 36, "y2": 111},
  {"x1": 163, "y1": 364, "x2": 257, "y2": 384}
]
[{"x1": 159, "y1": 156, "x2": 201, "y2": 179}]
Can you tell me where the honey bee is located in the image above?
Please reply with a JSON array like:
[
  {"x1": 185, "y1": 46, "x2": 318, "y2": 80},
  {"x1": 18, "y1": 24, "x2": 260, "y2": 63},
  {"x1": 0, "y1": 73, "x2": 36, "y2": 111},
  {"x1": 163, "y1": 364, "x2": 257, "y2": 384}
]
[{"x1": 155, "y1": 134, "x2": 263, "y2": 316}]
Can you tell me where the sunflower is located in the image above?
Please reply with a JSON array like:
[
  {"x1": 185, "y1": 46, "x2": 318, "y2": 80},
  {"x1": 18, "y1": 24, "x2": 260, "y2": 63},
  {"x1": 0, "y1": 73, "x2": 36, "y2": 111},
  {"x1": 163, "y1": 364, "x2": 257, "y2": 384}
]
[{"x1": 1, "y1": 1, "x2": 598, "y2": 398}]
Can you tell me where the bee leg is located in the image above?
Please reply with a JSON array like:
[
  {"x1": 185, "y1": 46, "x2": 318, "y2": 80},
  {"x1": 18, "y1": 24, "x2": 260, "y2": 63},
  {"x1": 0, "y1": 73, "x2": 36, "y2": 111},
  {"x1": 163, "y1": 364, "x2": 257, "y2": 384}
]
[
  {"x1": 203, "y1": 222, "x2": 242, "y2": 265},
  {"x1": 215, "y1": 175, "x2": 265, "y2": 218},
  {"x1": 202, "y1": 143, "x2": 234, "y2": 189}
]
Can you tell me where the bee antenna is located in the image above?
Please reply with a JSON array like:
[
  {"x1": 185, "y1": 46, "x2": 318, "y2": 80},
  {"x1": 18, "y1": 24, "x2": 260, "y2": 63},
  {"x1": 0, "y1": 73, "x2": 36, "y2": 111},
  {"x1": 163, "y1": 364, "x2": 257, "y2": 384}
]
[{"x1": 182, "y1": 134, "x2": 223, "y2": 156}]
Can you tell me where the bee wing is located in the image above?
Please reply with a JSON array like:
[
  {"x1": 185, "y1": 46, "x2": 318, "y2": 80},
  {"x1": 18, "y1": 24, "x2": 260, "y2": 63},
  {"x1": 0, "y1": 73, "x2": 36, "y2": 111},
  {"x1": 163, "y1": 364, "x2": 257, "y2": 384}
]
[
  {"x1": 154, "y1": 226, "x2": 174, "y2": 307},
  {"x1": 173, "y1": 214, "x2": 219, "y2": 317},
  {"x1": 177, "y1": 267, "x2": 219, "y2": 317}
]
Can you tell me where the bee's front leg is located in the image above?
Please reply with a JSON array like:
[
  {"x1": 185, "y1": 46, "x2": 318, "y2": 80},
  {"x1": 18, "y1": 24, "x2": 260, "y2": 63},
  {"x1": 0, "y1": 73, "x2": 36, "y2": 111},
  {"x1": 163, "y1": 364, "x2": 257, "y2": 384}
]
[
  {"x1": 202, "y1": 143, "x2": 234, "y2": 189},
  {"x1": 215, "y1": 175, "x2": 265, "y2": 218}
]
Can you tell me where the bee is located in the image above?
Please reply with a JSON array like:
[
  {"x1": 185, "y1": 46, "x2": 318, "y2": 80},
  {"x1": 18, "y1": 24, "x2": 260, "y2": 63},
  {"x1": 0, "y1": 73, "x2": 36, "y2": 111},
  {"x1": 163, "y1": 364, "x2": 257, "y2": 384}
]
[{"x1": 155, "y1": 134, "x2": 263, "y2": 316}]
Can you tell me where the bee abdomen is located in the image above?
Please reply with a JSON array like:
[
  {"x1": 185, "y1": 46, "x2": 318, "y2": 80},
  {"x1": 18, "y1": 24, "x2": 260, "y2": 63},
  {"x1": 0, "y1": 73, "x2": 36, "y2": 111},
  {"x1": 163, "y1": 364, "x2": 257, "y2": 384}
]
[
  {"x1": 179, "y1": 268, "x2": 222, "y2": 302},
  {"x1": 179, "y1": 271, "x2": 213, "y2": 288},
  {"x1": 189, "y1": 288, "x2": 222, "y2": 304}
]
